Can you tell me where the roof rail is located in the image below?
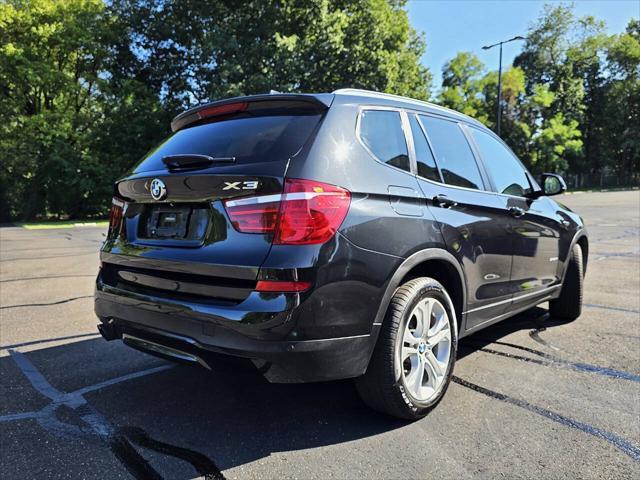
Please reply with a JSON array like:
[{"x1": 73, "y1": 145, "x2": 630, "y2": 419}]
[{"x1": 332, "y1": 88, "x2": 481, "y2": 125}]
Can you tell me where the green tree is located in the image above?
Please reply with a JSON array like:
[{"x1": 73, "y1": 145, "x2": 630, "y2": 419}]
[
  {"x1": 478, "y1": 66, "x2": 530, "y2": 157},
  {"x1": 512, "y1": 4, "x2": 639, "y2": 182},
  {"x1": 108, "y1": 0, "x2": 432, "y2": 108},
  {"x1": 602, "y1": 20, "x2": 640, "y2": 182},
  {"x1": 514, "y1": 4, "x2": 587, "y2": 123},
  {"x1": 438, "y1": 49, "x2": 586, "y2": 175},
  {"x1": 531, "y1": 112, "x2": 583, "y2": 172},
  {"x1": 513, "y1": 3, "x2": 588, "y2": 174},
  {"x1": 1, "y1": 0, "x2": 432, "y2": 221},
  {"x1": 439, "y1": 52, "x2": 487, "y2": 121},
  {"x1": 0, "y1": 0, "x2": 113, "y2": 220}
]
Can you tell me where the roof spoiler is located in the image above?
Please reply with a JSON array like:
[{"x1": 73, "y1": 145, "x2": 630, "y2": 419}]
[{"x1": 170, "y1": 93, "x2": 334, "y2": 132}]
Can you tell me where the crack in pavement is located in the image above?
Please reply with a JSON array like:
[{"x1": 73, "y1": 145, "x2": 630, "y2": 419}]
[
  {"x1": 0, "y1": 295, "x2": 93, "y2": 310},
  {"x1": 452, "y1": 376, "x2": 640, "y2": 461},
  {"x1": 464, "y1": 340, "x2": 640, "y2": 382},
  {"x1": 1, "y1": 246, "x2": 92, "y2": 253},
  {"x1": 0, "y1": 332, "x2": 101, "y2": 350},
  {"x1": 529, "y1": 327, "x2": 562, "y2": 351},
  {"x1": 1, "y1": 350, "x2": 224, "y2": 479},
  {"x1": 584, "y1": 303, "x2": 640, "y2": 314},
  {"x1": 0, "y1": 251, "x2": 97, "y2": 262},
  {"x1": 0, "y1": 274, "x2": 95, "y2": 284}
]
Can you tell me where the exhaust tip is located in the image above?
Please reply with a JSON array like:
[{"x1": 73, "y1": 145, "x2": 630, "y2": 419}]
[
  {"x1": 97, "y1": 320, "x2": 119, "y2": 341},
  {"x1": 122, "y1": 333, "x2": 212, "y2": 370}
]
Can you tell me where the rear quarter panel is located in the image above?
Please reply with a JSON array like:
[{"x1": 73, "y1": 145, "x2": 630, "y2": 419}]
[{"x1": 286, "y1": 102, "x2": 446, "y2": 258}]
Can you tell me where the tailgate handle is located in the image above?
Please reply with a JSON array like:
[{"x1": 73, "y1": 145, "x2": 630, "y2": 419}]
[{"x1": 162, "y1": 154, "x2": 236, "y2": 170}]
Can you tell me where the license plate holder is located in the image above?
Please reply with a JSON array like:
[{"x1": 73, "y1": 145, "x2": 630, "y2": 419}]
[{"x1": 147, "y1": 206, "x2": 191, "y2": 239}]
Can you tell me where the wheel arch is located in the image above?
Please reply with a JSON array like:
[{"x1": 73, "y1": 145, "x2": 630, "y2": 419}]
[
  {"x1": 563, "y1": 229, "x2": 589, "y2": 282},
  {"x1": 373, "y1": 249, "x2": 467, "y2": 335},
  {"x1": 576, "y1": 234, "x2": 589, "y2": 275}
]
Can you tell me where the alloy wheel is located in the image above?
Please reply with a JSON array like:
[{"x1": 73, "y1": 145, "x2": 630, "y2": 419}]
[{"x1": 399, "y1": 297, "x2": 452, "y2": 402}]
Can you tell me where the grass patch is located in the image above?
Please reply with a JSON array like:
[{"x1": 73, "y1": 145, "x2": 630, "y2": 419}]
[
  {"x1": 18, "y1": 220, "x2": 108, "y2": 230},
  {"x1": 565, "y1": 186, "x2": 639, "y2": 194}
]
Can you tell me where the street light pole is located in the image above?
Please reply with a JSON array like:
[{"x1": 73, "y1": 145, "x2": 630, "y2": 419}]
[
  {"x1": 496, "y1": 42, "x2": 503, "y2": 136},
  {"x1": 482, "y1": 35, "x2": 525, "y2": 137}
]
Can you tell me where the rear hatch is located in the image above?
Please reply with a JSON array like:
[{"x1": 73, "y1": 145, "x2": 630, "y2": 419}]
[{"x1": 101, "y1": 94, "x2": 332, "y2": 301}]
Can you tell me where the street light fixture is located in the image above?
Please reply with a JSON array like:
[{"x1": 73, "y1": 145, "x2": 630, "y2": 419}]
[{"x1": 482, "y1": 35, "x2": 526, "y2": 137}]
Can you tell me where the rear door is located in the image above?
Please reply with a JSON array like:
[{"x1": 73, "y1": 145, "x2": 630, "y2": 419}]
[
  {"x1": 103, "y1": 98, "x2": 328, "y2": 280},
  {"x1": 409, "y1": 113, "x2": 515, "y2": 329}
]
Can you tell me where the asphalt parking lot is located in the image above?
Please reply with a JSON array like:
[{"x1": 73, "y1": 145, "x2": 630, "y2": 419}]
[{"x1": 1, "y1": 190, "x2": 639, "y2": 479}]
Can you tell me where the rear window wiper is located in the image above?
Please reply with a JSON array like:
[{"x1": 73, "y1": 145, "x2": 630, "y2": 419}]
[{"x1": 162, "y1": 154, "x2": 236, "y2": 170}]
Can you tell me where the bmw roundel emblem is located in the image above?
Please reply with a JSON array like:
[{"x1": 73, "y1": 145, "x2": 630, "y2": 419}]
[{"x1": 149, "y1": 178, "x2": 167, "y2": 201}]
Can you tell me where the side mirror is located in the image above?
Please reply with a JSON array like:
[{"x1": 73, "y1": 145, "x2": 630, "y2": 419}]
[{"x1": 541, "y1": 173, "x2": 566, "y2": 196}]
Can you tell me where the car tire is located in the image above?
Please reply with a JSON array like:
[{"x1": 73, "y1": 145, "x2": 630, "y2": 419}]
[
  {"x1": 355, "y1": 277, "x2": 458, "y2": 420},
  {"x1": 549, "y1": 243, "x2": 584, "y2": 321}
]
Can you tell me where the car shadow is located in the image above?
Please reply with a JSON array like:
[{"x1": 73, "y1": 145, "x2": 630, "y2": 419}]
[
  {"x1": 1, "y1": 336, "x2": 407, "y2": 477},
  {"x1": 1, "y1": 306, "x2": 570, "y2": 477},
  {"x1": 458, "y1": 305, "x2": 573, "y2": 360}
]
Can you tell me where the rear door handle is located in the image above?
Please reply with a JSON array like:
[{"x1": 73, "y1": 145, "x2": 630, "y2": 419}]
[
  {"x1": 433, "y1": 194, "x2": 457, "y2": 208},
  {"x1": 508, "y1": 206, "x2": 525, "y2": 218}
]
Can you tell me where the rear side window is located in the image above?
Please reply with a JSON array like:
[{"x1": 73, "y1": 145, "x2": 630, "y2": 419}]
[
  {"x1": 133, "y1": 113, "x2": 322, "y2": 173},
  {"x1": 359, "y1": 110, "x2": 410, "y2": 172},
  {"x1": 409, "y1": 114, "x2": 440, "y2": 182},
  {"x1": 470, "y1": 128, "x2": 532, "y2": 197},
  {"x1": 419, "y1": 115, "x2": 483, "y2": 190}
]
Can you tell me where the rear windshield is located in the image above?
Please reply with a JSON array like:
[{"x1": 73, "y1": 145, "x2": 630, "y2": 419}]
[{"x1": 133, "y1": 112, "x2": 323, "y2": 173}]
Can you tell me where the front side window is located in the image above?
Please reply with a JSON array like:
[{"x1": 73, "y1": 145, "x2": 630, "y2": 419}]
[
  {"x1": 470, "y1": 128, "x2": 532, "y2": 197},
  {"x1": 419, "y1": 115, "x2": 483, "y2": 190},
  {"x1": 359, "y1": 110, "x2": 410, "y2": 172}
]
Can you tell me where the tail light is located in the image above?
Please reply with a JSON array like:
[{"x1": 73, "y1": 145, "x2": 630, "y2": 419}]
[
  {"x1": 223, "y1": 196, "x2": 280, "y2": 234},
  {"x1": 198, "y1": 102, "x2": 247, "y2": 120},
  {"x1": 224, "y1": 178, "x2": 351, "y2": 245},
  {"x1": 108, "y1": 197, "x2": 124, "y2": 236}
]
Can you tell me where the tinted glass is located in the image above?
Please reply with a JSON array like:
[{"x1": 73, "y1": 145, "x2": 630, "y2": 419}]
[
  {"x1": 134, "y1": 113, "x2": 322, "y2": 173},
  {"x1": 420, "y1": 115, "x2": 483, "y2": 190},
  {"x1": 470, "y1": 128, "x2": 531, "y2": 196},
  {"x1": 359, "y1": 110, "x2": 410, "y2": 172},
  {"x1": 409, "y1": 114, "x2": 440, "y2": 182}
]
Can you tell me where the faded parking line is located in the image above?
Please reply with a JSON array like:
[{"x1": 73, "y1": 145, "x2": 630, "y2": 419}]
[{"x1": 1, "y1": 349, "x2": 224, "y2": 479}]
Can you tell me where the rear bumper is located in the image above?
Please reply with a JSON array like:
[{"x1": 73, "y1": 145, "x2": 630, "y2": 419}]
[{"x1": 95, "y1": 277, "x2": 379, "y2": 383}]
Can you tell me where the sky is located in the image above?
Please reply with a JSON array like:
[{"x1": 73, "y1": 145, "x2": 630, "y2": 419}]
[{"x1": 406, "y1": 0, "x2": 640, "y2": 92}]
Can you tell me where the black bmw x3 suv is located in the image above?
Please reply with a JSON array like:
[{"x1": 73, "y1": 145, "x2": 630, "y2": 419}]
[{"x1": 96, "y1": 89, "x2": 587, "y2": 419}]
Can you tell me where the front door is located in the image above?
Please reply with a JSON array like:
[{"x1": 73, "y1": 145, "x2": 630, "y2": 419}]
[
  {"x1": 505, "y1": 196, "x2": 563, "y2": 297},
  {"x1": 466, "y1": 126, "x2": 564, "y2": 307}
]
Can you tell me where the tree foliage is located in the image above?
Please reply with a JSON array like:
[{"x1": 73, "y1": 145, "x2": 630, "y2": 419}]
[
  {"x1": 439, "y1": 4, "x2": 639, "y2": 182},
  {"x1": 0, "y1": 1, "x2": 637, "y2": 221},
  {"x1": 0, "y1": 0, "x2": 430, "y2": 221}
]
